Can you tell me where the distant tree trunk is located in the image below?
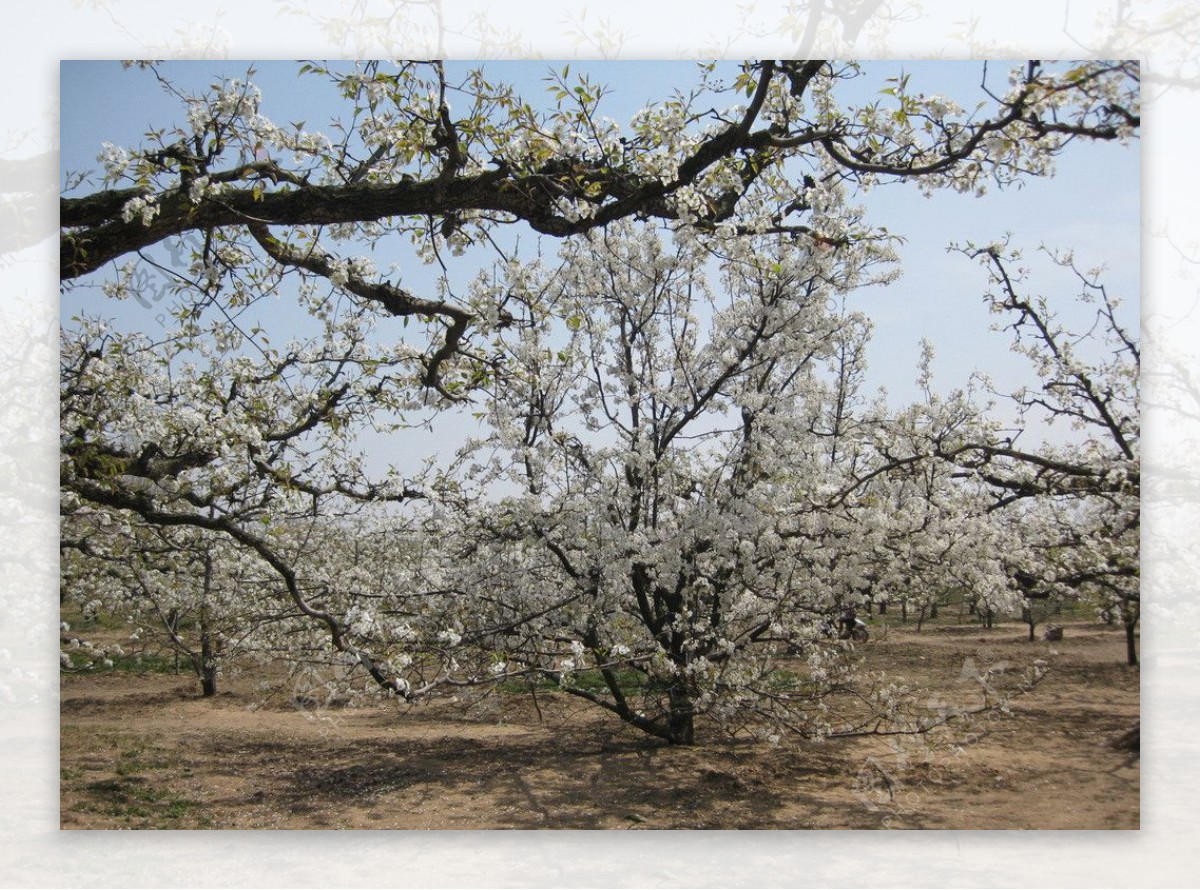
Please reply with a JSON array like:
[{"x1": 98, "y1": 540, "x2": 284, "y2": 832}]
[
  {"x1": 197, "y1": 551, "x2": 218, "y2": 697},
  {"x1": 199, "y1": 629, "x2": 218, "y2": 697},
  {"x1": 165, "y1": 608, "x2": 182, "y2": 673},
  {"x1": 1122, "y1": 602, "x2": 1139, "y2": 667},
  {"x1": 877, "y1": 600, "x2": 887, "y2": 615},
  {"x1": 901, "y1": 601, "x2": 908, "y2": 624},
  {"x1": 929, "y1": 602, "x2": 938, "y2": 620},
  {"x1": 1022, "y1": 603, "x2": 1037, "y2": 642},
  {"x1": 916, "y1": 605, "x2": 928, "y2": 632}
]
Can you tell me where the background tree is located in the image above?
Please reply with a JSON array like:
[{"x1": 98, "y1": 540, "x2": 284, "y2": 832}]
[
  {"x1": 61, "y1": 513, "x2": 288, "y2": 695},
  {"x1": 862, "y1": 343, "x2": 1018, "y2": 631},
  {"x1": 59, "y1": 304, "x2": 435, "y2": 696},
  {"x1": 943, "y1": 241, "x2": 1140, "y2": 663}
]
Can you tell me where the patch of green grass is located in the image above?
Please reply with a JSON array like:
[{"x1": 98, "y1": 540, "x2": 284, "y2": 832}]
[
  {"x1": 865, "y1": 594, "x2": 1110, "y2": 632},
  {"x1": 163, "y1": 798, "x2": 195, "y2": 819},
  {"x1": 869, "y1": 606, "x2": 998, "y2": 631},
  {"x1": 60, "y1": 604, "x2": 131, "y2": 632},
  {"x1": 114, "y1": 744, "x2": 174, "y2": 776},
  {"x1": 1057, "y1": 598, "x2": 1109, "y2": 621},
  {"x1": 76, "y1": 777, "x2": 201, "y2": 826},
  {"x1": 63, "y1": 730, "x2": 210, "y2": 827},
  {"x1": 63, "y1": 650, "x2": 182, "y2": 675},
  {"x1": 765, "y1": 668, "x2": 801, "y2": 690},
  {"x1": 574, "y1": 667, "x2": 648, "y2": 693},
  {"x1": 495, "y1": 675, "x2": 555, "y2": 694}
]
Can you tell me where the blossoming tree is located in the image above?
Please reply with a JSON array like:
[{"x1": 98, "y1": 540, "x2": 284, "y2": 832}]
[
  {"x1": 432, "y1": 210, "x2": 1034, "y2": 743},
  {"x1": 60, "y1": 512, "x2": 281, "y2": 695},
  {"x1": 944, "y1": 242, "x2": 1140, "y2": 662}
]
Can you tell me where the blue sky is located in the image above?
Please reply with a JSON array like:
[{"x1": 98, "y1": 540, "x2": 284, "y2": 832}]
[{"x1": 60, "y1": 60, "x2": 1140, "y2": 463}]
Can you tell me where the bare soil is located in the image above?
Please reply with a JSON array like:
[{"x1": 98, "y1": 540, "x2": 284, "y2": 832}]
[{"x1": 59, "y1": 621, "x2": 1139, "y2": 830}]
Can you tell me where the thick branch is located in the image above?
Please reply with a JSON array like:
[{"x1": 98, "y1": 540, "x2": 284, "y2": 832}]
[{"x1": 247, "y1": 223, "x2": 472, "y2": 392}]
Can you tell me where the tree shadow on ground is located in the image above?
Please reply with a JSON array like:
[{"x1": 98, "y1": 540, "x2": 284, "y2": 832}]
[{"x1": 196, "y1": 716, "x2": 873, "y2": 829}]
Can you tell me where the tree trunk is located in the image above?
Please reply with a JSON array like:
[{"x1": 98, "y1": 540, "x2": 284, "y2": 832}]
[
  {"x1": 666, "y1": 686, "x2": 696, "y2": 745},
  {"x1": 198, "y1": 550, "x2": 218, "y2": 696},
  {"x1": 161, "y1": 608, "x2": 183, "y2": 673},
  {"x1": 1123, "y1": 609, "x2": 1139, "y2": 667},
  {"x1": 199, "y1": 632, "x2": 218, "y2": 697},
  {"x1": 1022, "y1": 604, "x2": 1036, "y2": 642},
  {"x1": 929, "y1": 602, "x2": 938, "y2": 620}
]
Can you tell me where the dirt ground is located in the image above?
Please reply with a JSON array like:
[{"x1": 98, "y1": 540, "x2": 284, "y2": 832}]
[{"x1": 59, "y1": 621, "x2": 1139, "y2": 830}]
